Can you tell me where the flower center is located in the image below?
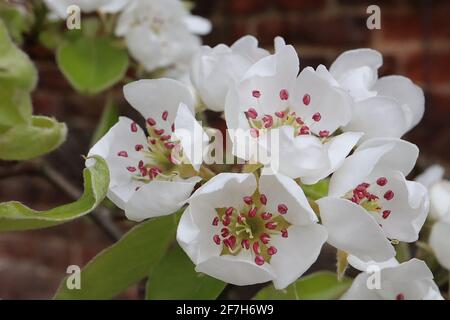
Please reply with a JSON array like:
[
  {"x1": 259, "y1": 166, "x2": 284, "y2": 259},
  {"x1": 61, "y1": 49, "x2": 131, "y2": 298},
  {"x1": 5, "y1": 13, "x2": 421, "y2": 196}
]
[
  {"x1": 211, "y1": 192, "x2": 291, "y2": 266},
  {"x1": 245, "y1": 89, "x2": 330, "y2": 140}
]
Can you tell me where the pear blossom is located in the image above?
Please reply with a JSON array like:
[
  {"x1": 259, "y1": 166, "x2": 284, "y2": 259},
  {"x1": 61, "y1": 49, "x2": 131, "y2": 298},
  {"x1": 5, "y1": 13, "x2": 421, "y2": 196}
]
[
  {"x1": 318, "y1": 138, "x2": 429, "y2": 265},
  {"x1": 177, "y1": 173, "x2": 327, "y2": 289},
  {"x1": 44, "y1": 0, "x2": 128, "y2": 18},
  {"x1": 115, "y1": 0, "x2": 211, "y2": 75},
  {"x1": 225, "y1": 38, "x2": 362, "y2": 184},
  {"x1": 416, "y1": 165, "x2": 450, "y2": 270},
  {"x1": 190, "y1": 35, "x2": 269, "y2": 112},
  {"x1": 341, "y1": 258, "x2": 443, "y2": 300},
  {"x1": 317, "y1": 49, "x2": 424, "y2": 141},
  {"x1": 88, "y1": 78, "x2": 208, "y2": 221}
]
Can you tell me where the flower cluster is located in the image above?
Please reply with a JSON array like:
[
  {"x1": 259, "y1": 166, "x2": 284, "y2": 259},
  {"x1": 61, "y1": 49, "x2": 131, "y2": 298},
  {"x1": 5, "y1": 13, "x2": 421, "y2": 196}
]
[{"x1": 89, "y1": 35, "x2": 443, "y2": 299}]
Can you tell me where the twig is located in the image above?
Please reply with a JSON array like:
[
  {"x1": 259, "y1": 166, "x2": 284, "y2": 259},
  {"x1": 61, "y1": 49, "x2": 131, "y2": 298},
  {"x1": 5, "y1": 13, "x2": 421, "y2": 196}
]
[{"x1": 40, "y1": 162, "x2": 123, "y2": 242}]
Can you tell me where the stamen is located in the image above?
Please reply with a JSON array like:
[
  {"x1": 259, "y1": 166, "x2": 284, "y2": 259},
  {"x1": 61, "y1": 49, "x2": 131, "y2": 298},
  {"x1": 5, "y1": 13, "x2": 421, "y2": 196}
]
[
  {"x1": 221, "y1": 227, "x2": 230, "y2": 238},
  {"x1": 248, "y1": 207, "x2": 257, "y2": 218},
  {"x1": 299, "y1": 126, "x2": 310, "y2": 135},
  {"x1": 261, "y1": 212, "x2": 272, "y2": 220},
  {"x1": 267, "y1": 246, "x2": 278, "y2": 255},
  {"x1": 319, "y1": 130, "x2": 330, "y2": 138},
  {"x1": 147, "y1": 118, "x2": 156, "y2": 126},
  {"x1": 396, "y1": 293, "x2": 405, "y2": 300},
  {"x1": 312, "y1": 112, "x2": 322, "y2": 122},
  {"x1": 250, "y1": 128, "x2": 259, "y2": 138},
  {"x1": 252, "y1": 90, "x2": 261, "y2": 98},
  {"x1": 252, "y1": 241, "x2": 261, "y2": 255},
  {"x1": 303, "y1": 93, "x2": 311, "y2": 105},
  {"x1": 227, "y1": 235, "x2": 236, "y2": 249},
  {"x1": 265, "y1": 222, "x2": 277, "y2": 230},
  {"x1": 222, "y1": 215, "x2": 231, "y2": 226},
  {"x1": 138, "y1": 160, "x2": 144, "y2": 168},
  {"x1": 212, "y1": 216, "x2": 219, "y2": 226},
  {"x1": 279, "y1": 89, "x2": 289, "y2": 100},
  {"x1": 243, "y1": 196, "x2": 253, "y2": 205},
  {"x1": 262, "y1": 115, "x2": 273, "y2": 128},
  {"x1": 131, "y1": 122, "x2": 138, "y2": 132},
  {"x1": 241, "y1": 239, "x2": 250, "y2": 249},
  {"x1": 384, "y1": 190, "x2": 394, "y2": 201},
  {"x1": 382, "y1": 210, "x2": 391, "y2": 219},
  {"x1": 160, "y1": 135, "x2": 171, "y2": 141},
  {"x1": 255, "y1": 255, "x2": 265, "y2": 266},
  {"x1": 171, "y1": 123, "x2": 175, "y2": 132},
  {"x1": 225, "y1": 207, "x2": 234, "y2": 216},
  {"x1": 213, "y1": 235, "x2": 221, "y2": 245},
  {"x1": 162, "y1": 111, "x2": 168, "y2": 121},
  {"x1": 246, "y1": 108, "x2": 258, "y2": 119},
  {"x1": 260, "y1": 233, "x2": 270, "y2": 244},
  {"x1": 260, "y1": 194, "x2": 267, "y2": 205},
  {"x1": 296, "y1": 117, "x2": 304, "y2": 125},
  {"x1": 277, "y1": 204, "x2": 288, "y2": 214},
  {"x1": 117, "y1": 151, "x2": 128, "y2": 157},
  {"x1": 281, "y1": 228, "x2": 288, "y2": 238},
  {"x1": 135, "y1": 144, "x2": 144, "y2": 151},
  {"x1": 164, "y1": 142, "x2": 175, "y2": 149},
  {"x1": 127, "y1": 166, "x2": 136, "y2": 172},
  {"x1": 377, "y1": 177, "x2": 388, "y2": 186},
  {"x1": 275, "y1": 111, "x2": 285, "y2": 118},
  {"x1": 154, "y1": 128, "x2": 164, "y2": 135}
]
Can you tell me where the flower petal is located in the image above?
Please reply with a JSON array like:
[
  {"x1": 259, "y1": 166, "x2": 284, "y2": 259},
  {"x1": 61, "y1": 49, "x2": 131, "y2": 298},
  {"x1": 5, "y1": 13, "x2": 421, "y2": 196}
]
[
  {"x1": 183, "y1": 15, "x2": 212, "y2": 35},
  {"x1": 330, "y1": 48, "x2": 382, "y2": 81},
  {"x1": 318, "y1": 197, "x2": 395, "y2": 262},
  {"x1": 429, "y1": 181, "x2": 450, "y2": 220},
  {"x1": 177, "y1": 207, "x2": 202, "y2": 264},
  {"x1": 231, "y1": 35, "x2": 269, "y2": 61},
  {"x1": 270, "y1": 224, "x2": 328, "y2": 289},
  {"x1": 415, "y1": 165, "x2": 445, "y2": 189},
  {"x1": 340, "y1": 273, "x2": 380, "y2": 300},
  {"x1": 429, "y1": 221, "x2": 450, "y2": 270},
  {"x1": 347, "y1": 255, "x2": 399, "y2": 272}
]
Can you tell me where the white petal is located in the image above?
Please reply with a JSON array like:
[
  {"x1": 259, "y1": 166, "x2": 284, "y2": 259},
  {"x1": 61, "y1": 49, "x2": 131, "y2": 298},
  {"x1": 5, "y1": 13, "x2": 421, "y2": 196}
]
[
  {"x1": 183, "y1": 15, "x2": 212, "y2": 35},
  {"x1": 318, "y1": 197, "x2": 395, "y2": 262},
  {"x1": 429, "y1": 181, "x2": 450, "y2": 220},
  {"x1": 195, "y1": 251, "x2": 275, "y2": 286},
  {"x1": 231, "y1": 35, "x2": 269, "y2": 61},
  {"x1": 336, "y1": 66, "x2": 378, "y2": 101},
  {"x1": 290, "y1": 67, "x2": 353, "y2": 134},
  {"x1": 344, "y1": 96, "x2": 409, "y2": 140},
  {"x1": 430, "y1": 221, "x2": 450, "y2": 270},
  {"x1": 356, "y1": 137, "x2": 419, "y2": 177},
  {"x1": 123, "y1": 78, "x2": 195, "y2": 133},
  {"x1": 330, "y1": 48, "x2": 382, "y2": 81},
  {"x1": 100, "y1": 0, "x2": 129, "y2": 13},
  {"x1": 373, "y1": 75, "x2": 425, "y2": 128},
  {"x1": 415, "y1": 165, "x2": 445, "y2": 189},
  {"x1": 347, "y1": 255, "x2": 399, "y2": 272},
  {"x1": 259, "y1": 174, "x2": 318, "y2": 225},
  {"x1": 340, "y1": 273, "x2": 380, "y2": 300},
  {"x1": 177, "y1": 207, "x2": 201, "y2": 264},
  {"x1": 270, "y1": 224, "x2": 328, "y2": 289},
  {"x1": 124, "y1": 177, "x2": 200, "y2": 221}
]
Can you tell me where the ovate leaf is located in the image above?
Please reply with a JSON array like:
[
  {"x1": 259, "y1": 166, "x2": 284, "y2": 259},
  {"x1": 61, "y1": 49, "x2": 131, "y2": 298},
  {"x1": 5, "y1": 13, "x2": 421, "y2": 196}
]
[
  {"x1": 0, "y1": 116, "x2": 67, "y2": 160},
  {"x1": 253, "y1": 271, "x2": 352, "y2": 300},
  {"x1": 54, "y1": 215, "x2": 178, "y2": 300},
  {"x1": 0, "y1": 83, "x2": 32, "y2": 129},
  {"x1": 56, "y1": 36, "x2": 129, "y2": 95},
  {"x1": 146, "y1": 244, "x2": 226, "y2": 300},
  {"x1": 0, "y1": 156, "x2": 109, "y2": 232},
  {"x1": 301, "y1": 178, "x2": 329, "y2": 201}
]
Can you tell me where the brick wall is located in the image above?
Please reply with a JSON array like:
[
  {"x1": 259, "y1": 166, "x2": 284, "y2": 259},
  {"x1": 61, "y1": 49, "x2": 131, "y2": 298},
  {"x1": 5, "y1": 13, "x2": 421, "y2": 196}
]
[{"x1": 0, "y1": 0, "x2": 449, "y2": 299}]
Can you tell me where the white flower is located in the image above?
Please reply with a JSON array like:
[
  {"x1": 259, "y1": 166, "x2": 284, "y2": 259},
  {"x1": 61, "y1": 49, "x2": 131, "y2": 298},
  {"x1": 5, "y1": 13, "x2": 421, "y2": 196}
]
[
  {"x1": 88, "y1": 78, "x2": 208, "y2": 221},
  {"x1": 319, "y1": 49, "x2": 424, "y2": 141},
  {"x1": 190, "y1": 35, "x2": 269, "y2": 112},
  {"x1": 225, "y1": 39, "x2": 362, "y2": 183},
  {"x1": 341, "y1": 258, "x2": 443, "y2": 300},
  {"x1": 44, "y1": 0, "x2": 128, "y2": 18},
  {"x1": 177, "y1": 173, "x2": 327, "y2": 289},
  {"x1": 115, "y1": 0, "x2": 211, "y2": 74},
  {"x1": 318, "y1": 138, "x2": 429, "y2": 265},
  {"x1": 417, "y1": 165, "x2": 450, "y2": 270}
]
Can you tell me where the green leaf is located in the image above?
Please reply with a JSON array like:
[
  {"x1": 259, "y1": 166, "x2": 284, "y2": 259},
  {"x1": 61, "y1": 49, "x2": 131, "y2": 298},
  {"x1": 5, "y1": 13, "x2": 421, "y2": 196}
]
[
  {"x1": 0, "y1": 19, "x2": 37, "y2": 91},
  {"x1": 0, "y1": 83, "x2": 32, "y2": 129},
  {"x1": 90, "y1": 98, "x2": 119, "y2": 147},
  {"x1": 54, "y1": 215, "x2": 178, "y2": 300},
  {"x1": 301, "y1": 178, "x2": 329, "y2": 201},
  {"x1": 56, "y1": 36, "x2": 129, "y2": 95},
  {"x1": 0, "y1": 116, "x2": 67, "y2": 160},
  {"x1": 146, "y1": 244, "x2": 226, "y2": 300},
  {"x1": 0, "y1": 3, "x2": 33, "y2": 43},
  {"x1": 253, "y1": 271, "x2": 352, "y2": 300},
  {"x1": 0, "y1": 156, "x2": 109, "y2": 232}
]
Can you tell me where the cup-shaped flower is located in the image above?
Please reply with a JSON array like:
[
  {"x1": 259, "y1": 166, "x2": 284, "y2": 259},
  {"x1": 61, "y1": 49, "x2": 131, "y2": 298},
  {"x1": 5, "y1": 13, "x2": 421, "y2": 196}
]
[
  {"x1": 115, "y1": 0, "x2": 211, "y2": 74},
  {"x1": 318, "y1": 138, "x2": 429, "y2": 265},
  {"x1": 88, "y1": 78, "x2": 208, "y2": 221},
  {"x1": 177, "y1": 172, "x2": 327, "y2": 289},
  {"x1": 225, "y1": 40, "x2": 362, "y2": 183},
  {"x1": 190, "y1": 35, "x2": 269, "y2": 112},
  {"x1": 321, "y1": 49, "x2": 424, "y2": 141},
  {"x1": 341, "y1": 259, "x2": 443, "y2": 300}
]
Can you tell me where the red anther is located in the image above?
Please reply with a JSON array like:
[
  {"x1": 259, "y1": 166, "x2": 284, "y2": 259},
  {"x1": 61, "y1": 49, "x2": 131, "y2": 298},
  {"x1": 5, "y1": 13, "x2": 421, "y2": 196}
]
[
  {"x1": 260, "y1": 194, "x2": 267, "y2": 205},
  {"x1": 377, "y1": 177, "x2": 388, "y2": 186},
  {"x1": 253, "y1": 241, "x2": 261, "y2": 255},
  {"x1": 319, "y1": 130, "x2": 330, "y2": 138},
  {"x1": 262, "y1": 114, "x2": 273, "y2": 128},
  {"x1": 147, "y1": 118, "x2": 156, "y2": 126},
  {"x1": 127, "y1": 166, "x2": 136, "y2": 172},
  {"x1": 154, "y1": 128, "x2": 164, "y2": 135},
  {"x1": 135, "y1": 186, "x2": 140, "y2": 191},
  {"x1": 350, "y1": 196, "x2": 359, "y2": 203},
  {"x1": 382, "y1": 210, "x2": 391, "y2": 219},
  {"x1": 248, "y1": 207, "x2": 257, "y2": 218},
  {"x1": 241, "y1": 239, "x2": 250, "y2": 250},
  {"x1": 278, "y1": 204, "x2": 288, "y2": 214},
  {"x1": 384, "y1": 190, "x2": 394, "y2": 201},
  {"x1": 267, "y1": 246, "x2": 278, "y2": 256},
  {"x1": 296, "y1": 117, "x2": 304, "y2": 125},
  {"x1": 260, "y1": 233, "x2": 270, "y2": 244},
  {"x1": 237, "y1": 215, "x2": 246, "y2": 224},
  {"x1": 279, "y1": 89, "x2": 289, "y2": 100},
  {"x1": 255, "y1": 255, "x2": 265, "y2": 266},
  {"x1": 227, "y1": 235, "x2": 236, "y2": 249},
  {"x1": 275, "y1": 111, "x2": 285, "y2": 118},
  {"x1": 149, "y1": 167, "x2": 161, "y2": 178},
  {"x1": 135, "y1": 144, "x2": 144, "y2": 151},
  {"x1": 138, "y1": 160, "x2": 144, "y2": 168},
  {"x1": 246, "y1": 108, "x2": 258, "y2": 119},
  {"x1": 162, "y1": 111, "x2": 168, "y2": 121},
  {"x1": 356, "y1": 183, "x2": 369, "y2": 191},
  {"x1": 212, "y1": 216, "x2": 219, "y2": 226},
  {"x1": 396, "y1": 293, "x2": 405, "y2": 300},
  {"x1": 252, "y1": 90, "x2": 261, "y2": 98},
  {"x1": 117, "y1": 151, "x2": 128, "y2": 157},
  {"x1": 303, "y1": 93, "x2": 311, "y2": 105},
  {"x1": 164, "y1": 142, "x2": 175, "y2": 149},
  {"x1": 171, "y1": 123, "x2": 175, "y2": 132},
  {"x1": 299, "y1": 126, "x2": 310, "y2": 135},
  {"x1": 213, "y1": 235, "x2": 221, "y2": 245},
  {"x1": 312, "y1": 112, "x2": 322, "y2": 122},
  {"x1": 150, "y1": 139, "x2": 156, "y2": 145},
  {"x1": 243, "y1": 196, "x2": 253, "y2": 205},
  {"x1": 281, "y1": 228, "x2": 288, "y2": 238},
  {"x1": 222, "y1": 215, "x2": 231, "y2": 226},
  {"x1": 265, "y1": 222, "x2": 277, "y2": 230},
  {"x1": 140, "y1": 167, "x2": 148, "y2": 177},
  {"x1": 221, "y1": 227, "x2": 230, "y2": 238},
  {"x1": 160, "y1": 135, "x2": 171, "y2": 141},
  {"x1": 250, "y1": 128, "x2": 259, "y2": 138},
  {"x1": 225, "y1": 207, "x2": 234, "y2": 216},
  {"x1": 131, "y1": 122, "x2": 138, "y2": 132},
  {"x1": 261, "y1": 212, "x2": 272, "y2": 220}
]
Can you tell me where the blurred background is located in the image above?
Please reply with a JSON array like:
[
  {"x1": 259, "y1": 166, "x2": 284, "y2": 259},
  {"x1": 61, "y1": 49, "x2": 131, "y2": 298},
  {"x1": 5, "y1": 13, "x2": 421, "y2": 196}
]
[{"x1": 0, "y1": 0, "x2": 449, "y2": 299}]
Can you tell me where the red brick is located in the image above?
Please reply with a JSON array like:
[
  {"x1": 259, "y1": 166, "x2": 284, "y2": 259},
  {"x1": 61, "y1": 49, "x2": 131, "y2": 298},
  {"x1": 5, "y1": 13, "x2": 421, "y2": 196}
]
[
  {"x1": 256, "y1": 18, "x2": 291, "y2": 46},
  {"x1": 276, "y1": 0, "x2": 327, "y2": 11},
  {"x1": 381, "y1": 12, "x2": 422, "y2": 41},
  {"x1": 228, "y1": 0, "x2": 271, "y2": 14},
  {"x1": 405, "y1": 52, "x2": 450, "y2": 84}
]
